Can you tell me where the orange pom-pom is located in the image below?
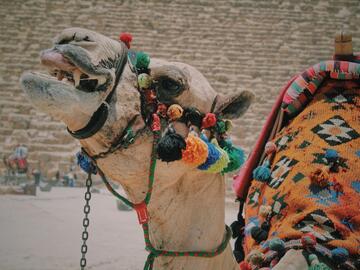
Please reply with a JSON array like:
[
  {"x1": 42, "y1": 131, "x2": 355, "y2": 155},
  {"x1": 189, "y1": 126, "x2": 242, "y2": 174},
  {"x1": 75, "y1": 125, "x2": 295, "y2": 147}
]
[
  {"x1": 167, "y1": 104, "x2": 183, "y2": 121},
  {"x1": 182, "y1": 133, "x2": 208, "y2": 166}
]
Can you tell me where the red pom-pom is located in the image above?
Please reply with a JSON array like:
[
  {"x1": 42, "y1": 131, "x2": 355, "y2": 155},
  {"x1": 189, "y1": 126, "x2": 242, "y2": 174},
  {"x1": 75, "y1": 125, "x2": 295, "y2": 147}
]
[
  {"x1": 119, "y1": 32, "x2": 133, "y2": 48},
  {"x1": 301, "y1": 233, "x2": 317, "y2": 248},
  {"x1": 239, "y1": 261, "x2": 252, "y2": 270},
  {"x1": 201, "y1": 113, "x2": 217, "y2": 129}
]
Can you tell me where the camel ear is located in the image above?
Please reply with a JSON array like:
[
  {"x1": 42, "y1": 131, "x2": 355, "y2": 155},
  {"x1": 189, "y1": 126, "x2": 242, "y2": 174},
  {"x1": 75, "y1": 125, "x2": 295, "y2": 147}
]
[{"x1": 214, "y1": 91, "x2": 254, "y2": 119}]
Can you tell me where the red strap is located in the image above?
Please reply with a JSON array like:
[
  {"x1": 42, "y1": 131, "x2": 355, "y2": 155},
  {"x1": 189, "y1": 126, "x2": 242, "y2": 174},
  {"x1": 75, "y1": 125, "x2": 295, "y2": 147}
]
[{"x1": 134, "y1": 202, "x2": 149, "y2": 224}]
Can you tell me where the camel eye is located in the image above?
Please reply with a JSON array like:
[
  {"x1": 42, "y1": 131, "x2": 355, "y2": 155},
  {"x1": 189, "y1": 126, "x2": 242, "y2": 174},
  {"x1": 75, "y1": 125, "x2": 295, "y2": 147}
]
[{"x1": 162, "y1": 79, "x2": 181, "y2": 93}]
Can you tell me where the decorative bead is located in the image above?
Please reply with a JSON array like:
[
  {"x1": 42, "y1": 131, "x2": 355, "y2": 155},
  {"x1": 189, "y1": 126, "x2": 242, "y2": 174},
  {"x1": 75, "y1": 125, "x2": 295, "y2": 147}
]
[
  {"x1": 135, "y1": 51, "x2": 150, "y2": 70},
  {"x1": 182, "y1": 133, "x2": 208, "y2": 166},
  {"x1": 167, "y1": 104, "x2": 184, "y2": 121},
  {"x1": 138, "y1": 73, "x2": 152, "y2": 89},
  {"x1": 264, "y1": 141, "x2": 277, "y2": 155},
  {"x1": 247, "y1": 249, "x2": 264, "y2": 266},
  {"x1": 253, "y1": 160, "x2": 271, "y2": 182},
  {"x1": 301, "y1": 233, "x2": 317, "y2": 248},
  {"x1": 259, "y1": 205, "x2": 272, "y2": 218},
  {"x1": 331, "y1": 247, "x2": 349, "y2": 264},
  {"x1": 325, "y1": 149, "x2": 339, "y2": 162},
  {"x1": 151, "y1": 113, "x2": 161, "y2": 131},
  {"x1": 157, "y1": 129, "x2": 186, "y2": 162},
  {"x1": 119, "y1": 32, "x2": 133, "y2": 48},
  {"x1": 268, "y1": 238, "x2": 286, "y2": 253},
  {"x1": 76, "y1": 152, "x2": 97, "y2": 174},
  {"x1": 239, "y1": 261, "x2": 252, "y2": 270},
  {"x1": 201, "y1": 113, "x2": 217, "y2": 129}
]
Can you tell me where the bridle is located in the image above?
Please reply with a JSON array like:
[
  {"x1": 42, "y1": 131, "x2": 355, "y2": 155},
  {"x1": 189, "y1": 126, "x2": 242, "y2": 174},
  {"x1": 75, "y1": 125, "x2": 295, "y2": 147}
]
[{"x1": 71, "y1": 44, "x2": 231, "y2": 270}]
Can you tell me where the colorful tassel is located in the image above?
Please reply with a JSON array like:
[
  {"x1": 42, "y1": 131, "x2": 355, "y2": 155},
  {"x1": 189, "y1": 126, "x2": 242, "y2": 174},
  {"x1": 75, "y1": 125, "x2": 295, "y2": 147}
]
[
  {"x1": 135, "y1": 51, "x2": 150, "y2": 70},
  {"x1": 198, "y1": 134, "x2": 221, "y2": 170},
  {"x1": 206, "y1": 139, "x2": 230, "y2": 173},
  {"x1": 182, "y1": 133, "x2": 208, "y2": 166},
  {"x1": 216, "y1": 120, "x2": 227, "y2": 134},
  {"x1": 138, "y1": 73, "x2": 152, "y2": 89},
  {"x1": 167, "y1": 104, "x2": 184, "y2": 121},
  {"x1": 308, "y1": 254, "x2": 332, "y2": 270},
  {"x1": 253, "y1": 160, "x2": 271, "y2": 182},
  {"x1": 157, "y1": 129, "x2": 186, "y2": 162},
  {"x1": 325, "y1": 149, "x2": 339, "y2": 162},
  {"x1": 220, "y1": 139, "x2": 245, "y2": 173}
]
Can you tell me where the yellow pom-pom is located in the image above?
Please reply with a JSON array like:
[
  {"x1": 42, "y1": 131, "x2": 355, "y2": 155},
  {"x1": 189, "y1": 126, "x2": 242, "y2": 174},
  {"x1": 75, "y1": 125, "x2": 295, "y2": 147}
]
[
  {"x1": 167, "y1": 104, "x2": 183, "y2": 121},
  {"x1": 206, "y1": 139, "x2": 230, "y2": 173},
  {"x1": 138, "y1": 73, "x2": 152, "y2": 89},
  {"x1": 182, "y1": 133, "x2": 208, "y2": 166}
]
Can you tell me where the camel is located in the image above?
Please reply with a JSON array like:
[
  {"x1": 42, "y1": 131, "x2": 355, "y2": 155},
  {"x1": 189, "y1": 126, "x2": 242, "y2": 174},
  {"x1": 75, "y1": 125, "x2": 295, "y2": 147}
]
[{"x1": 20, "y1": 28, "x2": 254, "y2": 270}]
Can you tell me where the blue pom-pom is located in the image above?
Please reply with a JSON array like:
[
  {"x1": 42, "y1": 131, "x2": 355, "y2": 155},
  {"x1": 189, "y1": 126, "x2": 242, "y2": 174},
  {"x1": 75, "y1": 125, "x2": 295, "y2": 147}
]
[
  {"x1": 76, "y1": 152, "x2": 97, "y2": 174},
  {"x1": 268, "y1": 238, "x2": 285, "y2": 252},
  {"x1": 253, "y1": 160, "x2": 271, "y2": 182},
  {"x1": 325, "y1": 149, "x2": 338, "y2": 162},
  {"x1": 198, "y1": 134, "x2": 221, "y2": 170},
  {"x1": 331, "y1": 247, "x2": 349, "y2": 264}
]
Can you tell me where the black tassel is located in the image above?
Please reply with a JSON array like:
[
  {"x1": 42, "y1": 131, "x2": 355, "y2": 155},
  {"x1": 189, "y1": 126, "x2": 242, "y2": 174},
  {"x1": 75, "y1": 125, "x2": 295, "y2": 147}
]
[{"x1": 157, "y1": 129, "x2": 186, "y2": 162}]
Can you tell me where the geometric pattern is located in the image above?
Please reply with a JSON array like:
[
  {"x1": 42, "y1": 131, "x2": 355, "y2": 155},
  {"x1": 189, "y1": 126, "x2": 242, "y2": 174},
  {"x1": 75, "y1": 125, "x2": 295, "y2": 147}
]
[
  {"x1": 311, "y1": 115, "x2": 359, "y2": 146},
  {"x1": 292, "y1": 172, "x2": 305, "y2": 183},
  {"x1": 247, "y1": 188, "x2": 261, "y2": 208},
  {"x1": 307, "y1": 184, "x2": 341, "y2": 206},
  {"x1": 312, "y1": 152, "x2": 349, "y2": 169},
  {"x1": 269, "y1": 156, "x2": 298, "y2": 189},
  {"x1": 324, "y1": 88, "x2": 357, "y2": 110},
  {"x1": 293, "y1": 209, "x2": 342, "y2": 243},
  {"x1": 275, "y1": 130, "x2": 299, "y2": 151},
  {"x1": 271, "y1": 192, "x2": 288, "y2": 217}
]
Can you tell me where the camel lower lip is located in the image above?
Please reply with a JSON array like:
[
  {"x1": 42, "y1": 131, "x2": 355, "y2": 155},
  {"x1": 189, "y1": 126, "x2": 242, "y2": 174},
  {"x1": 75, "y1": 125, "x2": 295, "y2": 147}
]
[{"x1": 40, "y1": 49, "x2": 75, "y2": 72}]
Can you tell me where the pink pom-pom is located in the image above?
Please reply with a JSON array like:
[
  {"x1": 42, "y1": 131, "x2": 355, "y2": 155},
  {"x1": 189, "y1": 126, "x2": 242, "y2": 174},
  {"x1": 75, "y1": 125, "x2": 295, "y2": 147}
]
[
  {"x1": 264, "y1": 141, "x2": 277, "y2": 155},
  {"x1": 239, "y1": 261, "x2": 252, "y2": 270},
  {"x1": 119, "y1": 32, "x2": 133, "y2": 48}
]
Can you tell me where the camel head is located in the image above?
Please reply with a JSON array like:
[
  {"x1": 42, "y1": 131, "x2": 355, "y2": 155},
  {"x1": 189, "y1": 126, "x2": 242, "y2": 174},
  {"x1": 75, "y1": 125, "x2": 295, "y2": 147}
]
[
  {"x1": 20, "y1": 27, "x2": 255, "y2": 270},
  {"x1": 20, "y1": 27, "x2": 253, "y2": 135}
]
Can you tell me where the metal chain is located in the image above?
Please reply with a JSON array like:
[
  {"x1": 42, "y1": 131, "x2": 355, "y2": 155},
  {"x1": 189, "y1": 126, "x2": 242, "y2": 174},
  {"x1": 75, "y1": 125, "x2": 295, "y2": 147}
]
[{"x1": 80, "y1": 172, "x2": 92, "y2": 269}]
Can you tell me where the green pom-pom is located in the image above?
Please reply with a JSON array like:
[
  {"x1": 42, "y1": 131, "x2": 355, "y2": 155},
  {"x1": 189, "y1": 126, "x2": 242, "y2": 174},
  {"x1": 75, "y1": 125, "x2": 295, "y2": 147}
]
[
  {"x1": 268, "y1": 238, "x2": 285, "y2": 252},
  {"x1": 253, "y1": 160, "x2": 271, "y2": 182},
  {"x1": 308, "y1": 254, "x2": 332, "y2": 270},
  {"x1": 138, "y1": 73, "x2": 152, "y2": 89},
  {"x1": 216, "y1": 121, "x2": 227, "y2": 133},
  {"x1": 135, "y1": 51, "x2": 150, "y2": 70}
]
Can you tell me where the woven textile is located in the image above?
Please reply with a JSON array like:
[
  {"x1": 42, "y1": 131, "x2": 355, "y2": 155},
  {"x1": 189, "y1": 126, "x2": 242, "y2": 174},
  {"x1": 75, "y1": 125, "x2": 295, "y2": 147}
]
[{"x1": 244, "y1": 78, "x2": 360, "y2": 256}]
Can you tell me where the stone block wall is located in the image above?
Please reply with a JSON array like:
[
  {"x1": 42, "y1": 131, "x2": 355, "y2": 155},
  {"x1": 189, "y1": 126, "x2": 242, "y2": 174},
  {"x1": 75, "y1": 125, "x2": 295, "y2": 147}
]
[{"x1": 0, "y1": 0, "x2": 359, "y2": 176}]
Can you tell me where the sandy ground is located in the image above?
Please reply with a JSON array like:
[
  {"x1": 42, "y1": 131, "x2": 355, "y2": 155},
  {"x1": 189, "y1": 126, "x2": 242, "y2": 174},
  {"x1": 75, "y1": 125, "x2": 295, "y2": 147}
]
[{"x1": 0, "y1": 187, "x2": 238, "y2": 270}]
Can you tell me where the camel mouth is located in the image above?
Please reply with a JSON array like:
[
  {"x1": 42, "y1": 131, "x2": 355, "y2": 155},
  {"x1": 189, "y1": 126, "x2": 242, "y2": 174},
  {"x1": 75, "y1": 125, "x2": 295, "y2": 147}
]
[{"x1": 38, "y1": 44, "x2": 113, "y2": 93}]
